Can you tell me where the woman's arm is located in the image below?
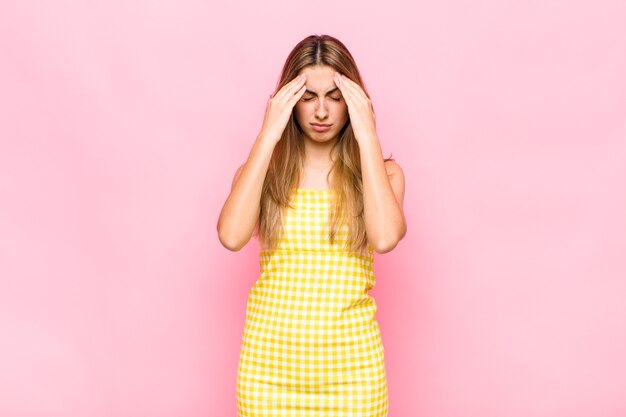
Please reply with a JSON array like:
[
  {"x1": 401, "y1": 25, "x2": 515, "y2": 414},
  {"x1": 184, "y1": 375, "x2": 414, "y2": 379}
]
[
  {"x1": 216, "y1": 135, "x2": 276, "y2": 251},
  {"x1": 333, "y1": 72, "x2": 406, "y2": 253},
  {"x1": 359, "y1": 136, "x2": 407, "y2": 253},
  {"x1": 217, "y1": 73, "x2": 308, "y2": 251}
]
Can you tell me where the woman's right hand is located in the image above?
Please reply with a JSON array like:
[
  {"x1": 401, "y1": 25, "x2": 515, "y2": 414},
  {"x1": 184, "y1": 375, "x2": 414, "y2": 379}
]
[{"x1": 258, "y1": 73, "x2": 307, "y2": 144}]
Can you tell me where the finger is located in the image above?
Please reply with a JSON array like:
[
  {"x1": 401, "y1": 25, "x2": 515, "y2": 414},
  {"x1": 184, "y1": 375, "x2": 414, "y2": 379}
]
[
  {"x1": 270, "y1": 75, "x2": 304, "y2": 100},
  {"x1": 336, "y1": 73, "x2": 367, "y2": 100},
  {"x1": 288, "y1": 84, "x2": 308, "y2": 106},
  {"x1": 334, "y1": 74, "x2": 356, "y2": 106},
  {"x1": 336, "y1": 74, "x2": 366, "y2": 100},
  {"x1": 276, "y1": 74, "x2": 306, "y2": 99},
  {"x1": 333, "y1": 72, "x2": 347, "y2": 96},
  {"x1": 337, "y1": 76, "x2": 372, "y2": 114}
]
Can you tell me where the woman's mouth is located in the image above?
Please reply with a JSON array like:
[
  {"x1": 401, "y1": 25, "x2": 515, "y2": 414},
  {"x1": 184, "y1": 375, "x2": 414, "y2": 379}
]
[{"x1": 311, "y1": 123, "x2": 332, "y2": 132}]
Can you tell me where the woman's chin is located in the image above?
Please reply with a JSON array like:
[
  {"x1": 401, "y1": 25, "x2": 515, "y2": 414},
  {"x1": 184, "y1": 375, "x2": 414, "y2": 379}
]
[{"x1": 305, "y1": 132, "x2": 338, "y2": 143}]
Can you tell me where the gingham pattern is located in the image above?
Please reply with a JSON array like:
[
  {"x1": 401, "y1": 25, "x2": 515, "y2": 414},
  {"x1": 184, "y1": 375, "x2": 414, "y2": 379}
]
[{"x1": 237, "y1": 188, "x2": 388, "y2": 417}]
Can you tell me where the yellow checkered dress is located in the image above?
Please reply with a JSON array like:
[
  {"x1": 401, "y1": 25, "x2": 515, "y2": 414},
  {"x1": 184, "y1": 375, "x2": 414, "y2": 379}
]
[{"x1": 236, "y1": 187, "x2": 389, "y2": 416}]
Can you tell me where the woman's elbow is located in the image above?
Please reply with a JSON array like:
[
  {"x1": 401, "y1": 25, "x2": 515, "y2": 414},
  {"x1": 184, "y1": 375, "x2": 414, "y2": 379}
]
[
  {"x1": 372, "y1": 236, "x2": 398, "y2": 254},
  {"x1": 372, "y1": 225, "x2": 406, "y2": 254},
  {"x1": 373, "y1": 240, "x2": 397, "y2": 254},
  {"x1": 217, "y1": 226, "x2": 248, "y2": 252},
  {"x1": 219, "y1": 236, "x2": 243, "y2": 252}
]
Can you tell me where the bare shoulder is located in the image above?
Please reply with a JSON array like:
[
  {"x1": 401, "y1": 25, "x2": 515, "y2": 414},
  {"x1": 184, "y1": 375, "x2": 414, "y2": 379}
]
[
  {"x1": 383, "y1": 159, "x2": 405, "y2": 207},
  {"x1": 384, "y1": 159, "x2": 404, "y2": 178},
  {"x1": 231, "y1": 162, "x2": 246, "y2": 189}
]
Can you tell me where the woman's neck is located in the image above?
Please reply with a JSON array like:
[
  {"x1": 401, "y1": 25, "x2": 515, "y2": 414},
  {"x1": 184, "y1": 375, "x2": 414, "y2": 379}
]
[{"x1": 302, "y1": 138, "x2": 338, "y2": 168}]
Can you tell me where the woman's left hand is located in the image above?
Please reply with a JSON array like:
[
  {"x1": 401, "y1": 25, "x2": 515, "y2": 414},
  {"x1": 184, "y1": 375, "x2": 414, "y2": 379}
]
[{"x1": 334, "y1": 72, "x2": 377, "y2": 142}]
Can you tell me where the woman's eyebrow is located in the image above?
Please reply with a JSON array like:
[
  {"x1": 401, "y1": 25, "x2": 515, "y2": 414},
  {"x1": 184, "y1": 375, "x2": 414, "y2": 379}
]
[{"x1": 305, "y1": 87, "x2": 340, "y2": 95}]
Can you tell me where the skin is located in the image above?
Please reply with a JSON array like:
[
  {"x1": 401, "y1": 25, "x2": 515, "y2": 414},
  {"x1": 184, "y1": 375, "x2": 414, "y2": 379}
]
[
  {"x1": 217, "y1": 65, "x2": 406, "y2": 253},
  {"x1": 293, "y1": 65, "x2": 348, "y2": 189},
  {"x1": 330, "y1": 68, "x2": 406, "y2": 253}
]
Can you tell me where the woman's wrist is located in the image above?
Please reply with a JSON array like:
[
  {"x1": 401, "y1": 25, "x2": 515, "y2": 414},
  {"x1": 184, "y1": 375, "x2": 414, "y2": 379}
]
[{"x1": 257, "y1": 130, "x2": 281, "y2": 146}]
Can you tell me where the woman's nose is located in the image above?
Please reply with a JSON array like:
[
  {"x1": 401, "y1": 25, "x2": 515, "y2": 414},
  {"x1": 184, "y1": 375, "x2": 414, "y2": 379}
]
[{"x1": 315, "y1": 99, "x2": 329, "y2": 119}]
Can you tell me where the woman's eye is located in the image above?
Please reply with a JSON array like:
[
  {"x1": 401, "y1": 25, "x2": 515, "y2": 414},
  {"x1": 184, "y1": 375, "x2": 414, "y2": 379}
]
[{"x1": 302, "y1": 96, "x2": 340, "y2": 102}]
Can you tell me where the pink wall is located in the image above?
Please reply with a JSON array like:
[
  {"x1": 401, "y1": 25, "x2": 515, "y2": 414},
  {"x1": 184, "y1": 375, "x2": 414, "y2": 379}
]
[{"x1": 1, "y1": 0, "x2": 625, "y2": 416}]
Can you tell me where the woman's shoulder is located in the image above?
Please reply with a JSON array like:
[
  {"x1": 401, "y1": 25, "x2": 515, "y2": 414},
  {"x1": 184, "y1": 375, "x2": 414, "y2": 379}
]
[{"x1": 383, "y1": 159, "x2": 404, "y2": 177}]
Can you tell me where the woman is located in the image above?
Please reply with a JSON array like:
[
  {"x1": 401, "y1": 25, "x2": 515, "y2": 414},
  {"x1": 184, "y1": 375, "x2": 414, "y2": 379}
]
[{"x1": 217, "y1": 34, "x2": 406, "y2": 417}]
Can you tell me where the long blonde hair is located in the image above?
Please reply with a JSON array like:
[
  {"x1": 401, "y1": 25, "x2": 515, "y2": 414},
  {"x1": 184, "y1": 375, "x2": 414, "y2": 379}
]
[{"x1": 256, "y1": 34, "x2": 394, "y2": 252}]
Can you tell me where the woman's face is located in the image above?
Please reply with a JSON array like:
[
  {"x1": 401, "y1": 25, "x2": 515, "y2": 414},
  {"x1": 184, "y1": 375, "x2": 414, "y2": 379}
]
[{"x1": 293, "y1": 65, "x2": 349, "y2": 144}]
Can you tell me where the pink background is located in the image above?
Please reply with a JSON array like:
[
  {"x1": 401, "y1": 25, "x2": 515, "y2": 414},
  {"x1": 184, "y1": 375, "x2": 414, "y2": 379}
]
[{"x1": 1, "y1": 0, "x2": 626, "y2": 416}]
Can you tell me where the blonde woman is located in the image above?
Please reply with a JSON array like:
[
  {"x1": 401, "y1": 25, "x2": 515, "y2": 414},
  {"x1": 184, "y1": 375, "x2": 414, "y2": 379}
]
[{"x1": 217, "y1": 34, "x2": 406, "y2": 417}]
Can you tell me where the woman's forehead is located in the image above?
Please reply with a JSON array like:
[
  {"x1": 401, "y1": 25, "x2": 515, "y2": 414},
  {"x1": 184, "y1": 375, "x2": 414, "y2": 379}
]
[{"x1": 299, "y1": 65, "x2": 337, "y2": 93}]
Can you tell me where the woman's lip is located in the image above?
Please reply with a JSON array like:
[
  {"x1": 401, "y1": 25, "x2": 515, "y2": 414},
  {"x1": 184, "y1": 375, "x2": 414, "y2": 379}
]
[{"x1": 311, "y1": 123, "x2": 332, "y2": 132}]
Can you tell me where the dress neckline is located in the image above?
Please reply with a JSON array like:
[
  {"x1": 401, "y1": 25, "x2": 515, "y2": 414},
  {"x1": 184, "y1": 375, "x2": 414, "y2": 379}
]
[{"x1": 295, "y1": 187, "x2": 335, "y2": 192}]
